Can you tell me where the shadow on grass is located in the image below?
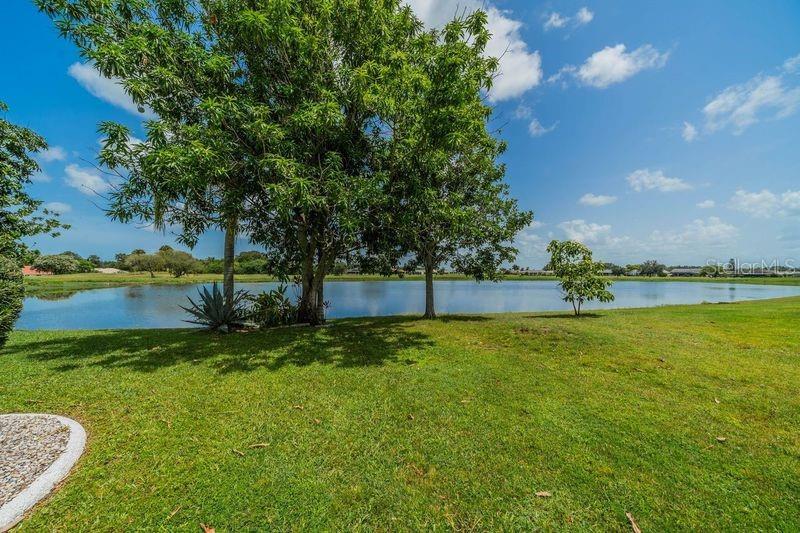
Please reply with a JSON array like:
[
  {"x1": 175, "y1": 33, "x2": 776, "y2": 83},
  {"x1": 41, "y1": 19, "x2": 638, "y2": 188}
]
[
  {"x1": 525, "y1": 313, "x2": 603, "y2": 319},
  {"x1": 11, "y1": 316, "x2": 436, "y2": 374}
]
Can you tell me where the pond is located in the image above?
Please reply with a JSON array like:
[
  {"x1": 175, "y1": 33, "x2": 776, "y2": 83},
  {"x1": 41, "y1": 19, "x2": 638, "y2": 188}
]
[{"x1": 17, "y1": 280, "x2": 800, "y2": 330}]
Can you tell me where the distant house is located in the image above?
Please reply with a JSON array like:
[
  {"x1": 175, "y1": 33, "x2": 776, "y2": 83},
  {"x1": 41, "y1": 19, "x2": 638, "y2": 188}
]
[
  {"x1": 601, "y1": 269, "x2": 614, "y2": 276},
  {"x1": 626, "y1": 269, "x2": 640, "y2": 276},
  {"x1": 528, "y1": 269, "x2": 554, "y2": 276},
  {"x1": 669, "y1": 267, "x2": 703, "y2": 277},
  {"x1": 22, "y1": 265, "x2": 52, "y2": 276}
]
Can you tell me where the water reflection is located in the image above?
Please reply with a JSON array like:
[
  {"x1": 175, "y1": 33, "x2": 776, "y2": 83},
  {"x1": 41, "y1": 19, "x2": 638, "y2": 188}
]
[{"x1": 17, "y1": 280, "x2": 800, "y2": 330}]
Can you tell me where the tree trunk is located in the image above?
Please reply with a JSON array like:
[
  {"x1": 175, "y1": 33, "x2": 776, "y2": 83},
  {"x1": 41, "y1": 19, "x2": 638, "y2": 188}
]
[
  {"x1": 297, "y1": 240, "x2": 329, "y2": 326},
  {"x1": 223, "y1": 215, "x2": 237, "y2": 309},
  {"x1": 423, "y1": 251, "x2": 436, "y2": 319}
]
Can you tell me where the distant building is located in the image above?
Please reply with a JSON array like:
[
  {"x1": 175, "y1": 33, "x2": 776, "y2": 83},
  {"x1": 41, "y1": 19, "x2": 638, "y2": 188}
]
[
  {"x1": 669, "y1": 267, "x2": 703, "y2": 277},
  {"x1": 626, "y1": 269, "x2": 640, "y2": 276},
  {"x1": 22, "y1": 265, "x2": 51, "y2": 276}
]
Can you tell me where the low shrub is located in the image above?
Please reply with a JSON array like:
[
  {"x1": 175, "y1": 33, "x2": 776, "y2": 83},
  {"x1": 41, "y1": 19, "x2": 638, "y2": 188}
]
[
  {"x1": 246, "y1": 285, "x2": 298, "y2": 328},
  {"x1": 0, "y1": 255, "x2": 24, "y2": 348}
]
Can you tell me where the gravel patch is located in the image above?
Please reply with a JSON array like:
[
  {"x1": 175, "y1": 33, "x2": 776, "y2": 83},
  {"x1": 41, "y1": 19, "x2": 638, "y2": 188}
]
[{"x1": 0, "y1": 415, "x2": 70, "y2": 507}]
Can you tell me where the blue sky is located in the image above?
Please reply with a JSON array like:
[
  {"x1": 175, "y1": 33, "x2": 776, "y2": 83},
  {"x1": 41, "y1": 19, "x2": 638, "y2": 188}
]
[{"x1": 4, "y1": 0, "x2": 800, "y2": 267}]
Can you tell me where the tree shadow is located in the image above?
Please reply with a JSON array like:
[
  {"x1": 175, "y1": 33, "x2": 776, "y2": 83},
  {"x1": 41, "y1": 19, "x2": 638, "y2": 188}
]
[
  {"x1": 10, "y1": 316, "x2": 434, "y2": 375},
  {"x1": 524, "y1": 312, "x2": 603, "y2": 319}
]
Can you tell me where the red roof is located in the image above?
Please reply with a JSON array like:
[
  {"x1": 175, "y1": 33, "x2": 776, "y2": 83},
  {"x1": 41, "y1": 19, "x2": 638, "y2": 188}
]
[{"x1": 22, "y1": 265, "x2": 52, "y2": 276}]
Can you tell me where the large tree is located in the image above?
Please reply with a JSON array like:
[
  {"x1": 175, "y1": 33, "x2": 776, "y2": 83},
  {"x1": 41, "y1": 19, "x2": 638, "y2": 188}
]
[
  {"x1": 378, "y1": 13, "x2": 532, "y2": 318},
  {"x1": 0, "y1": 101, "x2": 67, "y2": 346},
  {"x1": 242, "y1": 0, "x2": 419, "y2": 324},
  {"x1": 37, "y1": 0, "x2": 282, "y2": 310}
]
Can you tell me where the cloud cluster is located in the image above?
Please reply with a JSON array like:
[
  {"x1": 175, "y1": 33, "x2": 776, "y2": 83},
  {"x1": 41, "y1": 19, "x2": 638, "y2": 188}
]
[
  {"x1": 550, "y1": 44, "x2": 669, "y2": 89},
  {"x1": 700, "y1": 54, "x2": 800, "y2": 135},
  {"x1": 405, "y1": 0, "x2": 542, "y2": 101},
  {"x1": 38, "y1": 146, "x2": 67, "y2": 162},
  {"x1": 650, "y1": 217, "x2": 737, "y2": 248},
  {"x1": 579, "y1": 193, "x2": 617, "y2": 206},
  {"x1": 627, "y1": 169, "x2": 692, "y2": 192},
  {"x1": 543, "y1": 7, "x2": 593, "y2": 31},
  {"x1": 730, "y1": 189, "x2": 800, "y2": 218},
  {"x1": 64, "y1": 163, "x2": 113, "y2": 195}
]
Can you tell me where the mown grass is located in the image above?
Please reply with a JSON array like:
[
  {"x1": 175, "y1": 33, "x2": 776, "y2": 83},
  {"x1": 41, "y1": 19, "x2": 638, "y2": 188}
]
[
  {"x1": 3, "y1": 298, "x2": 800, "y2": 530},
  {"x1": 23, "y1": 270, "x2": 800, "y2": 295}
]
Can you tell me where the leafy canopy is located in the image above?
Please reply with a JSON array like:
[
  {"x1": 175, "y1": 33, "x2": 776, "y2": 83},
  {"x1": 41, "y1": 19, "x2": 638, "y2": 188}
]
[{"x1": 0, "y1": 101, "x2": 67, "y2": 261}]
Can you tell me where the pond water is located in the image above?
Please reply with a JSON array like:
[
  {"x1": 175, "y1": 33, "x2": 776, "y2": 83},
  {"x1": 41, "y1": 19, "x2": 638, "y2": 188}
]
[{"x1": 17, "y1": 280, "x2": 800, "y2": 330}]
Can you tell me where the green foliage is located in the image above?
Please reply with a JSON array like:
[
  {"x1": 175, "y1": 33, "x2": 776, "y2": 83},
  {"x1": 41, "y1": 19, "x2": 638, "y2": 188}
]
[
  {"x1": 0, "y1": 255, "x2": 24, "y2": 348},
  {"x1": 0, "y1": 101, "x2": 67, "y2": 261},
  {"x1": 201, "y1": 258, "x2": 224, "y2": 274},
  {"x1": 547, "y1": 240, "x2": 614, "y2": 316},
  {"x1": 245, "y1": 285, "x2": 298, "y2": 328},
  {"x1": 37, "y1": 0, "x2": 531, "y2": 325},
  {"x1": 180, "y1": 283, "x2": 248, "y2": 332},
  {"x1": 238, "y1": 259, "x2": 269, "y2": 275},
  {"x1": 87, "y1": 254, "x2": 102, "y2": 266},
  {"x1": 157, "y1": 249, "x2": 198, "y2": 278},
  {"x1": 33, "y1": 254, "x2": 80, "y2": 275},
  {"x1": 374, "y1": 12, "x2": 532, "y2": 317},
  {"x1": 640, "y1": 260, "x2": 666, "y2": 277},
  {"x1": 124, "y1": 253, "x2": 164, "y2": 277}
]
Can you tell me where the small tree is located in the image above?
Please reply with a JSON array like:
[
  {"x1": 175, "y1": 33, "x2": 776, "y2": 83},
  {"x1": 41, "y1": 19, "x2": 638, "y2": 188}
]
[
  {"x1": 33, "y1": 254, "x2": 80, "y2": 275},
  {"x1": 125, "y1": 253, "x2": 164, "y2": 278},
  {"x1": 547, "y1": 240, "x2": 614, "y2": 316}
]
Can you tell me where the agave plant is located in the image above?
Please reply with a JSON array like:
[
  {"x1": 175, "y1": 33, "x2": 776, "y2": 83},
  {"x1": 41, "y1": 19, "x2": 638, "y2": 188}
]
[{"x1": 180, "y1": 282, "x2": 248, "y2": 332}]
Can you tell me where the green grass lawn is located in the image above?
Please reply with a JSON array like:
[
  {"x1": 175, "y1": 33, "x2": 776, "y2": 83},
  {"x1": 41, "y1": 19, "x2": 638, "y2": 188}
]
[{"x1": 3, "y1": 298, "x2": 800, "y2": 530}]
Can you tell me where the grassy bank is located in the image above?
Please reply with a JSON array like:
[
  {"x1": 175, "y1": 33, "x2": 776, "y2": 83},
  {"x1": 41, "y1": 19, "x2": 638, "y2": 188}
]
[
  {"x1": 3, "y1": 298, "x2": 800, "y2": 529},
  {"x1": 23, "y1": 270, "x2": 800, "y2": 295}
]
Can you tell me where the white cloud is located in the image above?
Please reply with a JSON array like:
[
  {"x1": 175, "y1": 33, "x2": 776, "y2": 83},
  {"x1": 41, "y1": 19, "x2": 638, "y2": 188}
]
[
  {"x1": 627, "y1": 169, "x2": 692, "y2": 192},
  {"x1": 783, "y1": 53, "x2": 800, "y2": 74},
  {"x1": 64, "y1": 163, "x2": 113, "y2": 195},
  {"x1": 543, "y1": 12, "x2": 569, "y2": 30},
  {"x1": 682, "y1": 121, "x2": 698, "y2": 142},
  {"x1": 31, "y1": 172, "x2": 52, "y2": 183},
  {"x1": 39, "y1": 146, "x2": 67, "y2": 162},
  {"x1": 43, "y1": 202, "x2": 71, "y2": 214},
  {"x1": 514, "y1": 104, "x2": 533, "y2": 119},
  {"x1": 405, "y1": 1, "x2": 542, "y2": 101},
  {"x1": 543, "y1": 7, "x2": 593, "y2": 30},
  {"x1": 704, "y1": 75, "x2": 800, "y2": 134},
  {"x1": 650, "y1": 217, "x2": 737, "y2": 248},
  {"x1": 558, "y1": 219, "x2": 612, "y2": 244},
  {"x1": 702, "y1": 55, "x2": 800, "y2": 134},
  {"x1": 575, "y1": 44, "x2": 669, "y2": 88},
  {"x1": 575, "y1": 7, "x2": 594, "y2": 25},
  {"x1": 730, "y1": 189, "x2": 800, "y2": 218},
  {"x1": 528, "y1": 118, "x2": 557, "y2": 137},
  {"x1": 696, "y1": 199, "x2": 715, "y2": 209},
  {"x1": 68, "y1": 62, "x2": 156, "y2": 118},
  {"x1": 579, "y1": 193, "x2": 617, "y2": 206}
]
